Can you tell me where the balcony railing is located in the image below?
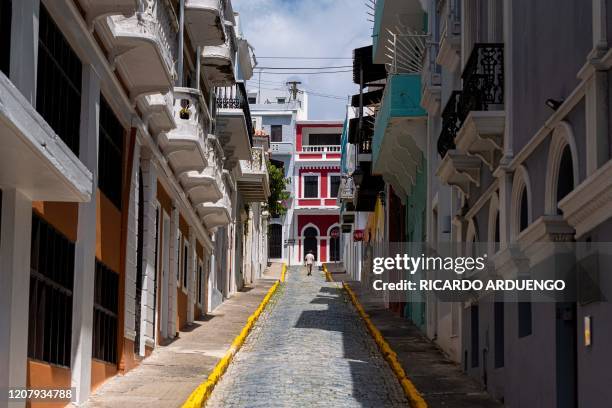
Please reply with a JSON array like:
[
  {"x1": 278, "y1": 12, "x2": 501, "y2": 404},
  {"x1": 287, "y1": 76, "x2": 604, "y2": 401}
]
[
  {"x1": 459, "y1": 43, "x2": 504, "y2": 116},
  {"x1": 438, "y1": 90, "x2": 462, "y2": 158},
  {"x1": 437, "y1": 44, "x2": 504, "y2": 158},
  {"x1": 215, "y1": 82, "x2": 254, "y2": 145},
  {"x1": 301, "y1": 145, "x2": 341, "y2": 153}
]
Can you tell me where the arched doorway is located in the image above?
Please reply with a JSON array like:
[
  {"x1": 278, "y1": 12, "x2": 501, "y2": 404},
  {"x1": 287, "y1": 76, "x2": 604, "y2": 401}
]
[
  {"x1": 303, "y1": 227, "x2": 318, "y2": 261},
  {"x1": 268, "y1": 224, "x2": 282, "y2": 259},
  {"x1": 329, "y1": 227, "x2": 340, "y2": 262}
]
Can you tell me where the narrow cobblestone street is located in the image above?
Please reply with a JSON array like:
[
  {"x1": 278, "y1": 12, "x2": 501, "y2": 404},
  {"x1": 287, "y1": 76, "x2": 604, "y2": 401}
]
[{"x1": 206, "y1": 266, "x2": 408, "y2": 408}]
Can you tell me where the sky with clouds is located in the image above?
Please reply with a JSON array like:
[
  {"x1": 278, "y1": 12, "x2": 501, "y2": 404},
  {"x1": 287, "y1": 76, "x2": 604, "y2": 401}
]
[{"x1": 232, "y1": 0, "x2": 373, "y2": 120}]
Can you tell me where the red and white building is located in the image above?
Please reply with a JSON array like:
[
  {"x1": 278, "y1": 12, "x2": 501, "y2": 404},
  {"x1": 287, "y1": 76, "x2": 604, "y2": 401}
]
[{"x1": 292, "y1": 121, "x2": 343, "y2": 264}]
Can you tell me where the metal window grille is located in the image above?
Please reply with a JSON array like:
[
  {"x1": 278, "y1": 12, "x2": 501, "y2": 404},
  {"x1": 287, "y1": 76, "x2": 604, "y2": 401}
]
[
  {"x1": 93, "y1": 260, "x2": 119, "y2": 364},
  {"x1": 197, "y1": 264, "x2": 203, "y2": 304},
  {"x1": 518, "y1": 301, "x2": 532, "y2": 338},
  {"x1": 99, "y1": 96, "x2": 124, "y2": 209},
  {"x1": 28, "y1": 213, "x2": 75, "y2": 367},
  {"x1": 36, "y1": 4, "x2": 82, "y2": 155},
  {"x1": 268, "y1": 224, "x2": 282, "y2": 259},
  {"x1": 176, "y1": 233, "x2": 181, "y2": 282},
  {"x1": 304, "y1": 176, "x2": 318, "y2": 198},
  {"x1": 182, "y1": 242, "x2": 188, "y2": 288},
  {"x1": 0, "y1": 0, "x2": 11, "y2": 76},
  {"x1": 470, "y1": 305, "x2": 479, "y2": 368},
  {"x1": 494, "y1": 301, "x2": 505, "y2": 368}
]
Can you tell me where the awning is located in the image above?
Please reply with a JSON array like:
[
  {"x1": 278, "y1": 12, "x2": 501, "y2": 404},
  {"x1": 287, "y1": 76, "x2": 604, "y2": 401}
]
[{"x1": 353, "y1": 45, "x2": 387, "y2": 85}]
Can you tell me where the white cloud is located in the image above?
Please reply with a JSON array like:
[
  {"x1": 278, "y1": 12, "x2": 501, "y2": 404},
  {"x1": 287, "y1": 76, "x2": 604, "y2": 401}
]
[{"x1": 232, "y1": 0, "x2": 372, "y2": 120}]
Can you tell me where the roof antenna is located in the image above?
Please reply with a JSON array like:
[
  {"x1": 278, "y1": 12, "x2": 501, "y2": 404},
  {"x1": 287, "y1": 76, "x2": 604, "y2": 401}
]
[{"x1": 286, "y1": 81, "x2": 302, "y2": 101}]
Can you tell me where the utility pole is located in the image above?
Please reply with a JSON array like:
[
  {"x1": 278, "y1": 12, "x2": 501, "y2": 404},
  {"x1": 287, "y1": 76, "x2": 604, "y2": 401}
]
[{"x1": 286, "y1": 81, "x2": 302, "y2": 101}]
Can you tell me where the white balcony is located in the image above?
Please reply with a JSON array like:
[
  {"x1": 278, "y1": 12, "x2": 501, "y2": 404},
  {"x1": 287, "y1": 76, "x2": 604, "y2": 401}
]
[
  {"x1": 137, "y1": 91, "x2": 176, "y2": 136},
  {"x1": 158, "y1": 88, "x2": 209, "y2": 175},
  {"x1": 99, "y1": 2, "x2": 178, "y2": 100},
  {"x1": 185, "y1": 0, "x2": 225, "y2": 46},
  {"x1": 0, "y1": 73, "x2": 91, "y2": 201},
  {"x1": 436, "y1": 150, "x2": 481, "y2": 198},
  {"x1": 77, "y1": 0, "x2": 138, "y2": 26},
  {"x1": 455, "y1": 111, "x2": 505, "y2": 171},
  {"x1": 180, "y1": 134, "x2": 225, "y2": 206},
  {"x1": 197, "y1": 194, "x2": 231, "y2": 230},
  {"x1": 300, "y1": 145, "x2": 341, "y2": 153},
  {"x1": 237, "y1": 147, "x2": 270, "y2": 202},
  {"x1": 202, "y1": 41, "x2": 235, "y2": 86},
  {"x1": 215, "y1": 84, "x2": 253, "y2": 167}
]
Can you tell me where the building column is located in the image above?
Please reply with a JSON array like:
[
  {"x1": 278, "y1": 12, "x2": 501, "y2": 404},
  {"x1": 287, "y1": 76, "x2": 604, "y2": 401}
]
[
  {"x1": 585, "y1": 71, "x2": 609, "y2": 176},
  {"x1": 169, "y1": 205, "x2": 179, "y2": 336},
  {"x1": 9, "y1": 0, "x2": 39, "y2": 103},
  {"x1": 71, "y1": 65, "x2": 100, "y2": 405},
  {"x1": 139, "y1": 151, "x2": 158, "y2": 354},
  {"x1": 496, "y1": 168, "x2": 513, "y2": 248},
  {"x1": 124, "y1": 138, "x2": 141, "y2": 346},
  {"x1": 187, "y1": 230, "x2": 196, "y2": 324},
  {"x1": 0, "y1": 189, "x2": 33, "y2": 408}
]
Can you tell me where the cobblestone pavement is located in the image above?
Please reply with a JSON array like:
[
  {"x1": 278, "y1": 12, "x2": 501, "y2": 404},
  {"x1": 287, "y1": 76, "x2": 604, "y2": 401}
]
[{"x1": 207, "y1": 266, "x2": 408, "y2": 408}]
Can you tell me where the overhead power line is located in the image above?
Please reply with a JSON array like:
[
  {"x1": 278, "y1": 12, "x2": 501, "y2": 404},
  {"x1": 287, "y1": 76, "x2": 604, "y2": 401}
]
[
  {"x1": 257, "y1": 56, "x2": 352, "y2": 60},
  {"x1": 255, "y1": 65, "x2": 352, "y2": 70},
  {"x1": 254, "y1": 69, "x2": 353, "y2": 75}
]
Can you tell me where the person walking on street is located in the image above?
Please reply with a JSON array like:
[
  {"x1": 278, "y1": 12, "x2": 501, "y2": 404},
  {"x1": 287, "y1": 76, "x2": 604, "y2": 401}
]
[{"x1": 305, "y1": 250, "x2": 315, "y2": 276}]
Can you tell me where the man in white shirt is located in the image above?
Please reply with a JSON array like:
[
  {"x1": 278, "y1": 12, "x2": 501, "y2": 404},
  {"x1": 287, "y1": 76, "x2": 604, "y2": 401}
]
[{"x1": 304, "y1": 250, "x2": 315, "y2": 276}]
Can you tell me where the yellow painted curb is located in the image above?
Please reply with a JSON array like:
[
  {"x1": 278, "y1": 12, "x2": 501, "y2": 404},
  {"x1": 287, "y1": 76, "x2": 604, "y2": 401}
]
[
  {"x1": 322, "y1": 263, "x2": 332, "y2": 282},
  {"x1": 342, "y1": 282, "x2": 428, "y2": 408},
  {"x1": 281, "y1": 263, "x2": 287, "y2": 282},
  {"x1": 182, "y1": 278, "x2": 282, "y2": 408}
]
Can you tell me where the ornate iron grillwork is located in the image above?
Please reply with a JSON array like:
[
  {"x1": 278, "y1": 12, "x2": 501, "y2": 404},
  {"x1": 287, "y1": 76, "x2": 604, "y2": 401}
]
[
  {"x1": 437, "y1": 44, "x2": 504, "y2": 158},
  {"x1": 216, "y1": 82, "x2": 254, "y2": 146},
  {"x1": 437, "y1": 90, "x2": 462, "y2": 158},
  {"x1": 460, "y1": 43, "x2": 504, "y2": 115}
]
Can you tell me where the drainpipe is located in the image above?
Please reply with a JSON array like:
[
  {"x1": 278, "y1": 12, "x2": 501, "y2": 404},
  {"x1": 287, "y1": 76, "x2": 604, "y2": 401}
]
[
  {"x1": 177, "y1": 0, "x2": 185, "y2": 86},
  {"x1": 196, "y1": 46, "x2": 201, "y2": 91}
]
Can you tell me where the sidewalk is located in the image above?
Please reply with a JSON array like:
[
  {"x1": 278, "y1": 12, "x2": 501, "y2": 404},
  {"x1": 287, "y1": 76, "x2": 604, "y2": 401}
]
[
  {"x1": 83, "y1": 265, "x2": 281, "y2": 408},
  {"x1": 345, "y1": 279, "x2": 503, "y2": 408}
]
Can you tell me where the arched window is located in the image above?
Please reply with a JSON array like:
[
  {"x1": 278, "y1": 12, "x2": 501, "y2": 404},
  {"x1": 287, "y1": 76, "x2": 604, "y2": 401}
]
[
  {"x1": 303, "y1": 226, "x2": 318, "y2": 261},
  {"x1": 268, "y1": 224, "x2": 282, "y2": 259},
  {"x1": 519, "y1": 187, "x2": 528, "y2": 232},
  {"x1": 511, "y1": 166, "x2": 532, "y2": 240},
  {"x1": 545, "y1": 121, "x2": 579, "y2": 214},
  {"x1": 556, "y1": 146, "x2": 574, "y2": 214}
]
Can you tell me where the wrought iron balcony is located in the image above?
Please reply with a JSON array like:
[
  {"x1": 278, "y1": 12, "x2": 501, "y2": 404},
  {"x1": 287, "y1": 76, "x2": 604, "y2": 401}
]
[
  {"x1": 437, "y1": 44, "x2": 504, "y2": 158},
  {"x1": 216, "y1": 82, "x2": 254, "y2": 142},
  {"x1": 460, "y1": 43, "x2": 504, "y2": 116},
  {"x1": 214, "y1": 82, "x2": 254, "y2": 166},
  {"x1": 437, "y1": 90, "x2": 462, "y2": 158}
]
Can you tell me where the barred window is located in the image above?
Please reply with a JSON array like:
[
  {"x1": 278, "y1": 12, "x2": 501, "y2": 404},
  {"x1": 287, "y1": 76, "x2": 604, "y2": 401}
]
[
  {"x1": 197, "y1": 263, "x2": 203, "y2": 304},
  {"x1": 99, "y1": 96, "x2": 124, "y2": 209},
  {"x1": 28, "y1": 213, "x2": 75, "y2": 367},
  {"x1": 93, "y1": 260, "x2": 119, "y2": 364},
  {"x1": 36, "y1": 4, "x2": 82, "y2": 155},
  {"x1": 182, "y1": 241, "x2": 189, "y2": 288}
]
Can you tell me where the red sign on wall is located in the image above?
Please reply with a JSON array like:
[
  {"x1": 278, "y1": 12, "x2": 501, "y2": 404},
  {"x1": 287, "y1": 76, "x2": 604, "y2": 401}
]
[{"x1": 353, "y1": 229, "x2": 364, "y2": 241}]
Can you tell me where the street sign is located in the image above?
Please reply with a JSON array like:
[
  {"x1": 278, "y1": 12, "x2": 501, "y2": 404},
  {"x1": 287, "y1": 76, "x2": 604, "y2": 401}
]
[
  {"x1": 353, "y1": 229, "x2": 364, "y2": 241},
  {"x1": 285, "y1": 238, "x2": 296, "y2": 244}
]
